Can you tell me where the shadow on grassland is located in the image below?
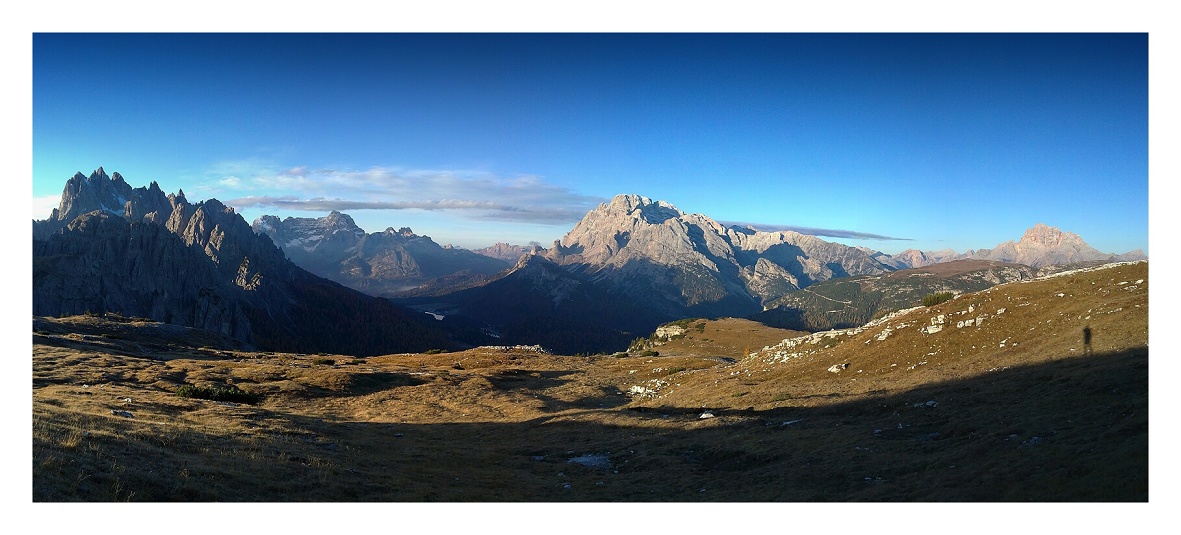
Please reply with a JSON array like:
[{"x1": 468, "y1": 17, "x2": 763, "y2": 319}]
[{"x1": 33, "y1": 347, "x2": 1147, "y2": 502}]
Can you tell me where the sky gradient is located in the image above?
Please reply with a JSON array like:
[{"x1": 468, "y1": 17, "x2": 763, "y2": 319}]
[{"x1": 32, "y1": 33, "x2": 1149, "y2": 255}]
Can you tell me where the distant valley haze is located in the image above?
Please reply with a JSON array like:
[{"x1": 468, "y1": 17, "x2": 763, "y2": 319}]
[{"x1": 32, "y1": 33, "x2": 1147, "y2": 257}]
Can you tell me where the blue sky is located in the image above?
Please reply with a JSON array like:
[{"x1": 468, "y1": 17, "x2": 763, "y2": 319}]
[{"x1": 32, "y1": 33, "x2": 1148, "y2": 255}]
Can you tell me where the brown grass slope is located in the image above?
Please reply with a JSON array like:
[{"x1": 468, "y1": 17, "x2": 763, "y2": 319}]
[{"x1": 32, "y1": 262, "x2": 1147, "y2": 501}]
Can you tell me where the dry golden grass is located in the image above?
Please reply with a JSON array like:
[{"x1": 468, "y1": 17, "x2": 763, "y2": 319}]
[
  {"x1": 32, "y1": 262, "x2": 1148, "y2": 501},
  {"x1": 641, "y1": 317, "x2": 809, "y2": 359}
]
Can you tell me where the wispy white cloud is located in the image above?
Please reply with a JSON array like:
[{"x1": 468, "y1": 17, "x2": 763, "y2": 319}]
[
  {"x1": 720, "y1": 221, "x2": 913, "y2": 241},
  {"x1": 216, "y1": 176, "x2": 243, "y2": 189},
  {"x1": 227, "y1": 196, "x2": 593, "y2": 223},
  {"x1": 213, "y1": 162, "x2": 605, "y2": 225},
  {"x1": 33, "y1": 194, "x2": 61, "y2": 220}
]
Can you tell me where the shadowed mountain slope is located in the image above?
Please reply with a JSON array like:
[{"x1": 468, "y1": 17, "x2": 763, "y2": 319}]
[{"x1": 33, "y1": 168, "x2": 452, "y2": 356}]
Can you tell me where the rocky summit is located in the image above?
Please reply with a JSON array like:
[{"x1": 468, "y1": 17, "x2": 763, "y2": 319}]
[{"x1": 543, "y1": 193, "x2": 892, "y2": 315}]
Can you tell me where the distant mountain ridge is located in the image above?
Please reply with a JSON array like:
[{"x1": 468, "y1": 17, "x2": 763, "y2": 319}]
[
  {"x1": 472, "y1": 242, "x2": 542, "y2": 262},
  {"x1": 33, "y1": 168, "x2": 452, "y2": 356},
  {"x1": 252, "y1": 212, "x2": 510, "y2": 297},
  {"x1": 874, "y1": 223, "x2": 1145, "y2": 269}
]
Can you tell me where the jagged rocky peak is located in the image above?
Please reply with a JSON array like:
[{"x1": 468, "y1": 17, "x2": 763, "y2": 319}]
[
  {"x1": 513, "y1": 250, "x2": 548, "y2": 270},
  {"x1": 322, "y1": 210, "x2": 362, "y2": 232},
  {"x1": 602, "y1": 193, "x2": 684, "y2": 223},
  {"x1": 37, "y1": 168, "x2": 178, "y2": 240},
  {"x1": 1019, "y1": 223, "x2": 1083, "y2": 247},
  {"x1": 51, "y1": 167, "x2": 134, "y2": 222},
  {"x1": 384, "y1": 226, "x2": 417, "y2": 238}
]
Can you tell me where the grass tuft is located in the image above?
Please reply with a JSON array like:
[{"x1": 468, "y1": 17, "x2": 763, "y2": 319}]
[{"x1": 175, "y1": 384, "x2": 259, "y2": 404}]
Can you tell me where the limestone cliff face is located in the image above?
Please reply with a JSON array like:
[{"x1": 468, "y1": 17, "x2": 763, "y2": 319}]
[
  {"x1": 33, "y1": 168, "x2": 451, "y2": 356},
  {"x1": 252, "y1": 212, "x2": 510, "y2": 297},
  {"x1": 542, "y1": 194, "x2": 893, "y2": 315}
]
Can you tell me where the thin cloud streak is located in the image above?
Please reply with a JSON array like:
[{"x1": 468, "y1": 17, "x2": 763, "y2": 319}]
[
  {"x1": 33, "y1": 194, "x2": 62, "y2": 220},
  {"x1": 721, "y1": 221, "x2": 913, "y2": 241},
  {"x1": 225, "y1": 196, "x2": 595, "y2": 224},
  {"x1": 211, "y1": 163, "x2": 606, "y2": 225}
]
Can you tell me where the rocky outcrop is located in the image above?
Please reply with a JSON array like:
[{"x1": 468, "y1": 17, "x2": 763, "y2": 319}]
[
  {"x1": 34, "y1": 168, "x2": 452, "y2": 356},
  {"x1": 253, "y1": 212, "x2": 510, "y2": 297}
]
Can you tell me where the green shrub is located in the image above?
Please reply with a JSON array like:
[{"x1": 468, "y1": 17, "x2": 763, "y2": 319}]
[
  {"x1": 921, "y1": 292, "x2": 955, "y2": 307},
  {"x1": 424, "y1": 348, "x2": 445, "y2": 355},
  {"x1": 640, "y1": 350, "x2": 660, "y2": 357},
  {"x1": 312, "y1": 358, "x2": 336, "y2": 366},
  {"x1": 176, "y1": 384, "x2": 259, "y2": 405}
]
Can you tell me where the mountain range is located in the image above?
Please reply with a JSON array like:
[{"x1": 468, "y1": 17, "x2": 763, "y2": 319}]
[
  {"x1": 396, "y1": 194, "x2": 1142, "y2": 352},
  {"x1": 33, "y1": 169, "x2": 1146, "y2": 355},
  {"x1": 874, "y1": 223, "x2": 1145, "y2": 269},
  {"x1": 33, "y1": 168, "x2": 452, "y2": 356},
  {"x1": 252, "y1": 212, "x2": 510, "y2": 297}
]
